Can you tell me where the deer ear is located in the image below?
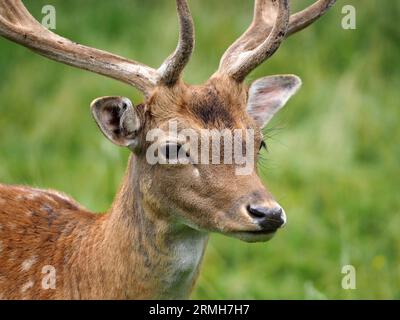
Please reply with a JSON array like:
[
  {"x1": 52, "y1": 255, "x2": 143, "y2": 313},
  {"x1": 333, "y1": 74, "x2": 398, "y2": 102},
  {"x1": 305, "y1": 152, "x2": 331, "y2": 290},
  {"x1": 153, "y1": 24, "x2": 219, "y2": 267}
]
[
  {"x1": 247, "y1": 75, "x2": 302, "y2": 128},
  {"x1": 91, "y1": 96, "x2": 141, "y2": 148}
]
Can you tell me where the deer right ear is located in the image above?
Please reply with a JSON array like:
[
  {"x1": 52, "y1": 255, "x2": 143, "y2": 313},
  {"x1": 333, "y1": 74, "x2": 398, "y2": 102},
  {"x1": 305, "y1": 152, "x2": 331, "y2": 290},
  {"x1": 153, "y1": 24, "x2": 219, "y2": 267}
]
[
  {"x1": 91, "y1": 96, "x2": 141, "y2": 149},
  {"x1": 247, "y1": 75, "x2": 302, "y2": 128}
]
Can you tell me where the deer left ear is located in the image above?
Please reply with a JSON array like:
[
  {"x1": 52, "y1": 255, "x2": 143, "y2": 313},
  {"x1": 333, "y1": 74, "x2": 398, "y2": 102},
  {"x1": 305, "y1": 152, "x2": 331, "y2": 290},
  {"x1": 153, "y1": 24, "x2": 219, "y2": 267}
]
[
  {"x1": 247, "y1": 75, "x2": 302, "y2": 128},
  {"x1": 91, "y1": 96, "x2": 141, "y2": 149}
]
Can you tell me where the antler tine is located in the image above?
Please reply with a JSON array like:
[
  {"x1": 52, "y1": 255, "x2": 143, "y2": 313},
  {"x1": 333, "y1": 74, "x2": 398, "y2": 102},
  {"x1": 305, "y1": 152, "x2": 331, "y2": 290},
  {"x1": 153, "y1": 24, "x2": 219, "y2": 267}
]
[
  {"x1": 287, "y1": 0, "x2": 336, "y2": 36},
  {"x1": 216, "y1": 0, "x2": 336, "y2": 82},
  {"x1": 217, "y1": 0, "x2": 290, "y2": 82},
  {"x1": 158, "y1": 0, "x2": 195, "y2": 86},
  {"x1": 0, "y1": 0, "x2": 159, "y2": 95}
]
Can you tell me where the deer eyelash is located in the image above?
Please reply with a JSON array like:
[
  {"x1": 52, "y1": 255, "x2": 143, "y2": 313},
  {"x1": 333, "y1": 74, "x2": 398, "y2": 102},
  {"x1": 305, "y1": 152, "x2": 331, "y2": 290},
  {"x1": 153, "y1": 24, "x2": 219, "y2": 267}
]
[{"x1": 260, "y1": 140, "x2": 267, "y2": 151}]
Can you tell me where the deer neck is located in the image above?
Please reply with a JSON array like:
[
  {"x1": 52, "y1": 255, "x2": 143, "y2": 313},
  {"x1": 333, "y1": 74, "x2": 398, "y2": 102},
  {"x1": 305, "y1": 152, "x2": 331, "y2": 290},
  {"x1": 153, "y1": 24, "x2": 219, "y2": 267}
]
[{"x1": 101, "y1": 155, "x2": 209, "y2": 299}]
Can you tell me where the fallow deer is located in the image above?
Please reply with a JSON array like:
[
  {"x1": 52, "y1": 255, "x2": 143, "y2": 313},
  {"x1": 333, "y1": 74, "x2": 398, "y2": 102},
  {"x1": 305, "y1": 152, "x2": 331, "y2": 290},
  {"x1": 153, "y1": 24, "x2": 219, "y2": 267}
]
[{"x1": 0, "y1": 0, "x2": 336, "y2": 299}]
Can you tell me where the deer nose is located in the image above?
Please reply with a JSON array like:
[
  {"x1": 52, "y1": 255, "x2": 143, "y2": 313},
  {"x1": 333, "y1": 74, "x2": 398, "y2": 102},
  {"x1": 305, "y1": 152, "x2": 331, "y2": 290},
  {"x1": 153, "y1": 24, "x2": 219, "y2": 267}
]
[{"x1": 247, "y1": 205, "x2": 286, "y2": 230}]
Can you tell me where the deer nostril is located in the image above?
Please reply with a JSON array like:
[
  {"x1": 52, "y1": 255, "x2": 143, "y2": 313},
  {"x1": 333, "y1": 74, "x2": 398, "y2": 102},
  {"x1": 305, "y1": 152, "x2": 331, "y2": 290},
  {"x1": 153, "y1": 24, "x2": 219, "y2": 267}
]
[
  {"x1": 247, "y1": 205, "x2": 285, "y2": 229},
  {"x1": 247, "y1": 205, "x2": 267, "y2": 218}
]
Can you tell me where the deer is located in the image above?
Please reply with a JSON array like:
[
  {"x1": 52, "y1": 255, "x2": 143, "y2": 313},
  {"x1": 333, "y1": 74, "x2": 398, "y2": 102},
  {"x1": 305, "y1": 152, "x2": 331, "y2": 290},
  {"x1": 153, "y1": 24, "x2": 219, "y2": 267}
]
[{"x1": 0, "y1": 0, "x2": 336, "y2": 299}]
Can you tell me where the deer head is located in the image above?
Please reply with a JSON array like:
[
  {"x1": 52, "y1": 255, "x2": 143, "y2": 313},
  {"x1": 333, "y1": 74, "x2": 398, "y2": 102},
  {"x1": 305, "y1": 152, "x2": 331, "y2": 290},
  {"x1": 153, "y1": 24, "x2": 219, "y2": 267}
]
[{"x1": 0, "y1": 0, "x2": 336, "y2": 242}]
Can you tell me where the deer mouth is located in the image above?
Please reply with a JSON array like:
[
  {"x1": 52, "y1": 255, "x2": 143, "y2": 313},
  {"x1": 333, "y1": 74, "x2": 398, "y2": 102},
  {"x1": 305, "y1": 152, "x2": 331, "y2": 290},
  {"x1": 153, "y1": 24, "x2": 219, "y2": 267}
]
[{"x1": 228, "y1": 229, "x2": 277, "y2": 243}]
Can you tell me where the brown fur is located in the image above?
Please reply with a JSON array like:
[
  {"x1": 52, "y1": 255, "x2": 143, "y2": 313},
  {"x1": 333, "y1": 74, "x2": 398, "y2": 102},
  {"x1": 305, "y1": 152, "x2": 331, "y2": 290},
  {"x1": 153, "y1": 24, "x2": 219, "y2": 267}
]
[{"x1": 0, "y1": 77, "x2": 276, "y2": 299}]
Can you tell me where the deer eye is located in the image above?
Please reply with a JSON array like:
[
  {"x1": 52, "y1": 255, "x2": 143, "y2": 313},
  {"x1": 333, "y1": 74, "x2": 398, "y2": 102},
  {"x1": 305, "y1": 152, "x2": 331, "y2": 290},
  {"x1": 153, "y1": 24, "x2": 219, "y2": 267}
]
[
  {"x1": 160, "y1": 143, "x2": 180, "y2": 160},
  {"x1": 160, "y1": 142, "x2": 189, "y2": 163}
]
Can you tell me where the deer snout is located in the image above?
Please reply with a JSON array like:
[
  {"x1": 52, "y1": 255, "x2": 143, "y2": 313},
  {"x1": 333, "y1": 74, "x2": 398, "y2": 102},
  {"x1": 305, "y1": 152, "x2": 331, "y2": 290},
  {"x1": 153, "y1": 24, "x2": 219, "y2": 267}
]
[{"x1": 246, "y1": 204, "x2": 286, "y2": 231}]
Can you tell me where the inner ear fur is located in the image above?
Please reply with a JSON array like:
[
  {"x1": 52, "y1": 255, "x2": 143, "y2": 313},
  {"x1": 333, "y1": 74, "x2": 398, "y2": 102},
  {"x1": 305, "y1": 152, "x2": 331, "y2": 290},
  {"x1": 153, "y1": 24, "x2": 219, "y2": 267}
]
[
  {"x1": 247, "y1": 75, "x2": 302, "y2": 128},
  {"x1": 90, "y1": 96, "x2": 141, "y2": 148}
]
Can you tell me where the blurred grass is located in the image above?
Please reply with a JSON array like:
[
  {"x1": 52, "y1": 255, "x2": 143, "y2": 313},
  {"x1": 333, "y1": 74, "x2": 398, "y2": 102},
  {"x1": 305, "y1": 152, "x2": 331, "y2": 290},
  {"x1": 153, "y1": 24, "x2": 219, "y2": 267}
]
[{"x1": 0, "y1": 0, "x2": 399, "y2": 299}]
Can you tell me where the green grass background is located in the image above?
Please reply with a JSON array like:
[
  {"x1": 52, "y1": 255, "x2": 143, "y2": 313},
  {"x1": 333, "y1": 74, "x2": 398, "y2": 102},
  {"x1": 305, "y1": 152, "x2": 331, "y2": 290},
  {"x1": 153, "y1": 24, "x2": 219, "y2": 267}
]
[{"x1": 0, "y1": 0, "x2": 399, "y2": 299}]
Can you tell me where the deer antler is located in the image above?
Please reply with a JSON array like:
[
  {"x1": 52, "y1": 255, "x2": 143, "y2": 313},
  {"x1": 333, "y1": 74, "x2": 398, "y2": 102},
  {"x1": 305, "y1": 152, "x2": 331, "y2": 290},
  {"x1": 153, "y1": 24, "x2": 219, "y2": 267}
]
[
  {"x1": 216, "y1": 0, "x2": 336, "y2": 82},
  {"x1": 287, "y1": 0, "x2": 336, "y2": 36},
  {"x1": 0, "y1": 0, "x2": 195, "y2": 95},
  {"x1": 158, "y1": 0, "x2": 194, "y2": 86}
]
